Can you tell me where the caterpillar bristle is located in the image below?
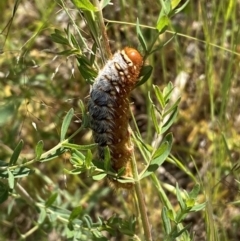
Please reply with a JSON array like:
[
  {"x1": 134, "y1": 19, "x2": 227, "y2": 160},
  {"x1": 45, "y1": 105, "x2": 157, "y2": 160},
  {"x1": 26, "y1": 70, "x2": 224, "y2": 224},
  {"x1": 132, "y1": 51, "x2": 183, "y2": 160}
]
[{"x1": 88, "y1": 47, "x2": 143, "y2": 189}]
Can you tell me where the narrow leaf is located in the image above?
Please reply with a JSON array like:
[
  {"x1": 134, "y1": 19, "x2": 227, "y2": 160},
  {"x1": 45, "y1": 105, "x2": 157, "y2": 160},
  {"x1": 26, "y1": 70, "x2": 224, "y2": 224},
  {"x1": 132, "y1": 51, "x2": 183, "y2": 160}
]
[
  {"x1": 9, "y1": 140, "x2": 24, "y2": 166},
  {"x1": 171, "y1": 0, "x2": 182, "y2": 10},
  {"x1": 71, "y1": 0, "x2": 97, "y2": 11},
  {"x1": 60, "y1": 108, "x2": 74, "y2": 141},
  {"x1": 161, "y1": 107, "x2": 178, "y2": 134},
  {"x1": 135, "y1": 65, "x2": 153, "y2": 88},
  {"x1": 85, "y1": 149, "x2": 92, "y2": 168},
  {"x1": 45, "y1": 193, "x2": 58, "y2": 207},
  {"x1": 162, "y1": 206, "x2": 171, "y2": 234},
  {"x1": 153, "y1": 85, "x2": 165, "y2": 108},
  {"x1": 38, "y1": 208, "x2": 47, "y2": 224},
  {"x1": 7, "y1": 170, "x2": 14, "y2": 189},
  {"x1": 162, "y1": 97, "x2": 181, "y2": 118},
  {"x1": 35, "y1": 140, "x2": 44, "y2": 159},
  {"x1": 156, "y1": 15, "x2": 169, "y2": 33},
  {"x1": 189, "y1": 202, "x2": 206, "y2": 212},
  {"x1": 136, "y1": 18, "x2": 147, "y2": 52},
  {"x1": 140, "y1": 134, "x2": 172, "y2": 179},
  {"x1": 150, "y1": 105, "x2": 161, "y2": 134},
  {"x1": 69, "y1": 206, "x2": 82, "y2": 221},
  {"x1": 62, "y1": 142, "x2": 97, "y2": 150},
  {"x1": 189, "y1": 184, "x2": 201, "y2": 199},
  {"x1": 176, "y1": 183, "x2": 186, "y2": 210},
  {"x1": 92, "y1": 173, "x2": 107, "y2": 181}
]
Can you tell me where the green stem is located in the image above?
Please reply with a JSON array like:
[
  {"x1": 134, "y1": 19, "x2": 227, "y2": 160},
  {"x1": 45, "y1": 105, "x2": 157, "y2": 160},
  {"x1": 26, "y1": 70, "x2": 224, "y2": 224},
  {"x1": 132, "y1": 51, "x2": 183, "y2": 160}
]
[
  {"x1": 0, "y1": 125, "x2": 84, "y2": 171},
  {"x1": 130, "y1": 139, "x2": 152, "y2": 241}
]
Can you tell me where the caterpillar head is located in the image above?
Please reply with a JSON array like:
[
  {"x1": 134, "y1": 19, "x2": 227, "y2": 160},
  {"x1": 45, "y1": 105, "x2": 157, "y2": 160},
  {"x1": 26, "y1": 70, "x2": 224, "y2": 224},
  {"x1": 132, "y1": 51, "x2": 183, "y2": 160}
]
[{"x1": 123, "y1": 47, "x2": 143, "y2": 70}]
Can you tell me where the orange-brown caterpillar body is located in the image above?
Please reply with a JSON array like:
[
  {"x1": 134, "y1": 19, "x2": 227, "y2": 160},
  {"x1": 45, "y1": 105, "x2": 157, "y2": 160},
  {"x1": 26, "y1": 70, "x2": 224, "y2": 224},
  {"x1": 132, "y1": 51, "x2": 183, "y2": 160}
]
[{"x1": 88, "y1": 47, "x2": 143, "y2": 188}]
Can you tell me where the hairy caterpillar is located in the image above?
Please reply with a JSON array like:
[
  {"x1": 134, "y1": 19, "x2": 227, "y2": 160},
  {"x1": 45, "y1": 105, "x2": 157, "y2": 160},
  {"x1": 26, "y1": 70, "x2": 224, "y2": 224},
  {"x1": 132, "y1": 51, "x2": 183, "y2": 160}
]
[{"x1": 88, "y1": 47, "x2": 143, "y2": 189}]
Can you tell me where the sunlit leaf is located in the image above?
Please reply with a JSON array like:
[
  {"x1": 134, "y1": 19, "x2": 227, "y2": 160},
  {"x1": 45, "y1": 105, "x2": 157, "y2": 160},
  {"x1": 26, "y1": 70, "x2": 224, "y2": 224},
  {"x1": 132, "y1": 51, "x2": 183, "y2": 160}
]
[
  {"x1": 92, "y1": 173, "x2": 107, "y2": 180},
  {"x1": 71, "y1": 0, "x2": 97, "y2": 11},
  {"x1": 153, "y1": 84, "x2": 165, "y2": 108},
  {"x1": 161, "y1": 107, "x2": 178, "y2": 134},
  {"x1": 60, "y1": 108, "x2": 74, "y2": 141},
  {"x1": 7, "y1": 169, "x2": 14, "y2": 189},
  {"x1": 35, "y1": 140, "x2": 44, "y2": 160},
  {"x1": 156, "y1": 15, "x2": 169, "y2": 33}
]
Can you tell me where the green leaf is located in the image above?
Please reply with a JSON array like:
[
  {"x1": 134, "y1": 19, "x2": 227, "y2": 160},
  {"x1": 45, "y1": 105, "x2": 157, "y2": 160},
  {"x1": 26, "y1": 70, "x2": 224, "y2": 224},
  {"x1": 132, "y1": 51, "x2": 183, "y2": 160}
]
[
  {"x1": 92, "y1": 173, "x2": 107, "y2": 181},
  {"x1": 189, "y1": 184, "x2": 201, "y2": 199},
  {"x1": 176, "y1": 183, "x2": 186, "y2": 210},
  {"x1": 38, "y1": 208, "x2": 47, "y2": 224},
  {"x1": 40, "y1": 148, "x2": 66, "y2": 162},
  {"x1": 161, "y1": 106, "x2": 178, "y2": 134},
  {"x1": 135, "y1": 65, "x2": 153, "y2": 88},
  {"x1": 163, "y1": 82, "x2": 174, "y2": 103},
  {"x1": 62, "y1": 142, "x2": 97, "y2": 150},
  {"x1": 150, "y1": 105, "x2": 161, "y2": 134},
  {"x1": 153, "y1": 85, "x2": 165, "y2": 108},
  {"x1": 9, "y1": 139, "x2": 24, "y2": 166},
  {"x1": 136, "y1": 18, "x2": 147, "y2": 52},
  {"x1": 0, "y1": 181, "x2": 9, "y2": 203},
  {"x1": 71, "y1": 0, "x2": 97, "y2": 11},
  {"x1": 162, "y1": 97, "x2": 181, "y2": 118},
  {"x1": 83, "y1": 215, "x2": 93, "y2": 228},
  {"x1": 45, "y1": 193, "x2": 58, "y2": 207},
  {"x1": 167, "y1": 209, "x2": 175, "y2": 221},
  {"x1": 85, "y1": 149, "x2": 93, "y2": 168},
  {"x1": 189, "y1": 202, "x2": 206, "y2": 212},
  {"x1": 35, "y1": 140, "x2": 44, "y2": 160},
  {"x1": 162, "y1": 206, "x2": 171, "y2": 234},
  {"x1": 171, "y1": 0, "x2": 182, "y2": 10},
  {"x1": 90, "y1": 42, "x2": 97, "y2": 65},
  {"x1": 7, "y1": 169, "x2": 14, "y2": 189},
  {"x1": 140, "y1": 133, "x2": 173, "y2": 179},
  {"x1": 0, "y1": 167, "x2": 33, "y2": 179},
  {"x1": 77, "y1": 56, "x2": 97, "y2": 83},
  {"x1": 156, "y1": 15, "x2": 169, "y2": 33},
  {"x1": 51, "y1": 29, "x2": 69, "y2": 45},
  {"x1": 60, "y1": 108, "x2": 74, "y2": 141},
  {"x1": 69, "y1": 206, "x2": 82, "y2": 221},
  {"x1": 100, "y1": 0, "x2": 112, "y2": 9},
  {"x1": 171, "y1": 0, "x2": 190, "y2": 15},
  {"x1": 70, "y1": 149, "x2": 85, "y2": 165}
]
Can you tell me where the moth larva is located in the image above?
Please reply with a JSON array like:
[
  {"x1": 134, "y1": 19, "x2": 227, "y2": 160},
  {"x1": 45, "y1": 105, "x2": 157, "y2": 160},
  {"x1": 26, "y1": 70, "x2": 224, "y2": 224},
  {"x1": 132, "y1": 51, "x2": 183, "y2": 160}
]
[{"x1": 88, "y1": 47, "x2": 143, "y2": 189}]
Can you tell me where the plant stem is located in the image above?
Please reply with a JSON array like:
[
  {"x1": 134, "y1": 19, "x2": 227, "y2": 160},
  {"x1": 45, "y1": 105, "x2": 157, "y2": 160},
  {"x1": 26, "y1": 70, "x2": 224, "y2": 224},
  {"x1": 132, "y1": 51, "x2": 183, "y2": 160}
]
[
  {"x1": 92, "y1": 0, "x2": 112, "y2": 60},
  {"x1": 130, "y1": 139, "x2": 152, "y2": 241}
]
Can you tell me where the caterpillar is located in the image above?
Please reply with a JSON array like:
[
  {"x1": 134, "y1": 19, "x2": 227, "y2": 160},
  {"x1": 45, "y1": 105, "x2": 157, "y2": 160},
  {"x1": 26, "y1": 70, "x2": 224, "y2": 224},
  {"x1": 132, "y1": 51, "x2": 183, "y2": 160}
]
[{"x1": 88, "y1": 47, "x2": 143, "y2": 189}]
